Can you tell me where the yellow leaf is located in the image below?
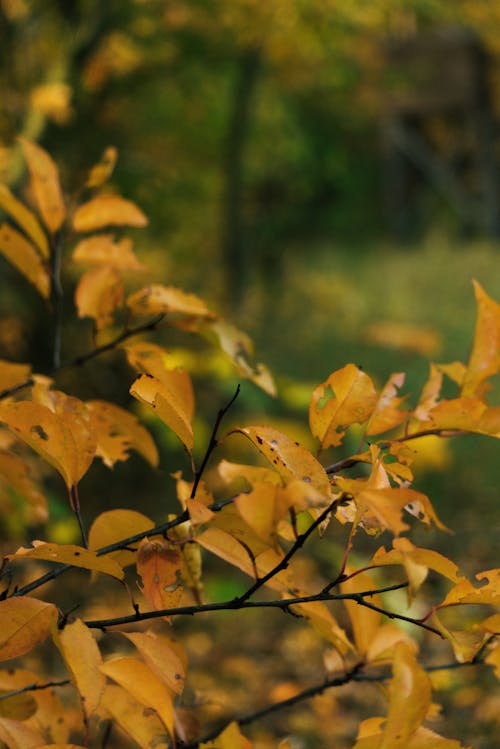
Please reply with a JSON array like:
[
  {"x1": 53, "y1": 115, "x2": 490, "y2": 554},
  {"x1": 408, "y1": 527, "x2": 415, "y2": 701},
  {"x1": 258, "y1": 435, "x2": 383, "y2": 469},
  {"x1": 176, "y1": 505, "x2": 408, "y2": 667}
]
[
  {"x1": 85, "y1": 146, "x2": 118, "y2": 188},
  {"x1": 8, "y1": 541, "x2": 124, "y2": 579},
  {"x1": 341, "y1": 570, "x2": 382, "y2": 656},
  {"x1": 235, "y1": 482, "x2": 292, "y2": 547},
  {"x1": 430, "y1": 611, "x2": 487, "y2": 663},
  {"x1": 101, "y1": 656, "x2": 174, "y2": 736},
  {"x1": 352, "y1": 725, "x2": 470, "y2": 748},
  {"x1": 87, "y1": 400, "x2": 158, "y2": 468},
  {"x1": 0, "y1": 360, "x2": 31, "y2": 395},
  {"x1": 75, "y1": 267, "x2": 124, "y2": 330},
  {"x1": 0, "y1": 182, "x2": 49, "y2": 258},
  {"x1": 0, "y1": 598, "x2": 57, "y2": 661},
  {"x1": 101, "y1": 684, "x2": 170, "y2": 749},
  {"x1": 290, "y1": 598, "x2": 352, "y2": 654},
  {"x1": 0, "y1": 717, "x2": 45, "y2": 749},
  {"x1": 235, "y1": 425, "x2": 331, "y2": 498},
  {"x1": 462, "y1": 280, "x2": 500, "y2": 398},
  {"x1": 365, "y1": 373, "x2": 410, "y2": 436},
  {"x1": 72, "y1": 233, "x2": 146, "y2": 271},
  {"x1": 88, "y1": 509, "x2": 154, "y2": 568},
  {"x1": 136, "y1": 538, "x2": 184, "y2": 613},
  {"x1": 73, "y1": 194, "x2": 147, "y2": 232},
  {"x1": 0, "y1": 398, "x2": 96, "y2": 489},
  {"x1": 127, "y1": 284, "x2": 214, "y2": 319},
  {"x1": 310, "y1": 364, "x2": 378, "y2": 448},
  {"x1": 53, "y1": 618, "x2": 105, "y2": 718},
  {"x1": 18, "y1": 138, "x2": 65, "y2": 234},
  {"x1": 130, "y1": 373, "x2": 194, "y2": 451},
  {"x1": 0, "y1": 224, "x2": 50, "y2": 298},
  {"x1": 439, "y1": 568, "x2": 500, "y2": 607},
  {"x1": 0, "y1": 689, "x2": 36, "y2": 721},
  {"x1": 217, "y1": 459, "x2": 281, "y2": 490},
  {"x1": 123, "y1": 630, "x2": 186, "y2": 695},
  {"x1": 200, "y1": 721, "x2": 253, "y2": 749}
]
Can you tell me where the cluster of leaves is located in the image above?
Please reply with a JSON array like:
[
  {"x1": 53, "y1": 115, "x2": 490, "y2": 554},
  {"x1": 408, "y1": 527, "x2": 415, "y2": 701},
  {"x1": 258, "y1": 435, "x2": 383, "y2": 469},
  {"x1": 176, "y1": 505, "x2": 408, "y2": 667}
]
[{"x1": 0, "y1": 141, "x2": 499, "y2": 749}]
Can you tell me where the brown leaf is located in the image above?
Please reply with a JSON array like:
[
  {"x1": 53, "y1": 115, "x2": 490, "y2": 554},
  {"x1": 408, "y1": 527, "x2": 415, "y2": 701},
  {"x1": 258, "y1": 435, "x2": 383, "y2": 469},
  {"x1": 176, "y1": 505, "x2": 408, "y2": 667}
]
[
  {"x1": 73, "y1": 194, "x2": 147, "y2": 232},
  {"x1": 136, "y1": 538, "x2": 184, "y2": 613},
  {"x1": 0, "y1": 182, "x2": 49, "y2": 258},
  {"x1": 0, "y1": 224, "x2": 50, "y2": 298},
  {"x1": 0, "y1": 598, "x2": 57, "y2": 662},
  {"x1": 18, "y1": 138, "x2": 65, "y2": 234}
]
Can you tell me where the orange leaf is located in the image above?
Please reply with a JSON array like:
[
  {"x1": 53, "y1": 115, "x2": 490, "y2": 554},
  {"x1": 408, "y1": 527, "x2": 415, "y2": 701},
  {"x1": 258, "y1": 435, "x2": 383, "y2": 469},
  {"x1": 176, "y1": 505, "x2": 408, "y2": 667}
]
[
  {"x1": 0, "y1": 182, "x2": 49, "y2": 258},
  {"x1": 136, "y1": 538, "x2": 184, "y2": 613},
  {"x1": 85, "y1": 146, "x2": 118, "y2": 188},
  {"x1": 0, "y1": 598, "x2": 57, "y2": 662},
  {"x1": 101, "y1": 656, "x2": 174, "y2": 736},
  {"x1": 19, "y1": 138, "x2": 65, "y2": 234},
  {"x1": 123, "y1": 630, "x2": 186, "y2": 695},
  {"x1": 130, "y1": 373, "x2": 194, "y2": 451},
  {"x1": 235, "y1": 425, "x2": 331, "y2": 498},
  {"x1": 75, "y1": 267, "x2": 124, "y2": 330},
  {"x1": 0, "y1": 360, "x2": 31, "y2": 394},
  {"x1": 88, "y1": 509, "x2": 154, "y2": 568},
  {"x1": 0, "y1": 224, "x2": 50, "y2": 298},
  {"x1": 365, "y1": 372, "x2": 409, "y2": 436},
  {"x1": 127, "y1": 284, "x2": 214, "y2": 319},
  {"x1": 101, "y1": 684, "x2": 170, "y2": 749},
  {"x1": 0, "y1": 398, "x2": 96, "y2": 489},
  {"x1": 87, "y1": 400, "x2": 158, "y2": 468},
  {"x1": 53, "y1": 618, "x2": 105, "y2": 718},
  {"x1": 462, "y1": 280, "x2": 500, "y2": 398},
  {"x1": 72, "y1": 233, "x2": 146, "y2": 270},
  {"x1": 8, "y1": 541, "x2": 124, "y2": 579},
  {"x1": 235, "y1": 482, "x2": 292, "y2": 547},
  {"x1": 73, "y1": 195, "x2": 147, "y2": 232},
  {"x1": 309, "y1": 364, "x2": 378, "y2": 448}
]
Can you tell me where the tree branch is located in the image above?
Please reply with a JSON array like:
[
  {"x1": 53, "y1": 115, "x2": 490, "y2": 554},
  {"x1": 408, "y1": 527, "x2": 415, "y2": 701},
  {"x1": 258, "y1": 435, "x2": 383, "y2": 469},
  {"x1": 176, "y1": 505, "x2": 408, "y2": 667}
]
[{"x1": 0, "y1": 679, "x2": 70, "y2": 701}]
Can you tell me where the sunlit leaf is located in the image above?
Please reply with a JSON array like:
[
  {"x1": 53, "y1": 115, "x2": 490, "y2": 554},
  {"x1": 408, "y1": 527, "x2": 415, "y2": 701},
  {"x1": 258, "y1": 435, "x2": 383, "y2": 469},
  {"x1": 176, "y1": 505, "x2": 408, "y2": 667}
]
[
  {"x1": 310, "y1": 364, "x2": 378, "y2": 448},
  {"x1": 73, "y1": 195, "x2": 147, "y2": 232},
  {"x1": 72, "y1": 233, "x2": 146, "y2": 270},
  {"x1": 0, "y1": 224, "x2": 50, "y2": 298},
  {"x1": 101, "y1": 656, "x2": 174, "y2": 735},
  {"x1": 87, "y1": 400, "x2": 158, "y2": 468},
  {"x1": 0, "y1": 182, "x2": 49, "y2": 258},
  {"x1": 0, "y1": 717, "x2": 45, "y2": 749},
  {"x1": 235, "y1": 482, "x2": 293, "y2": 547},
  {"x1": 75, "y1": 267, "x2": 124, "y2": 330},
  {"x1": 8, "y1": 541, "x2": 124, "y2": 579},
  {"x1": 0, "y1": 598, "x2": 57, "y2": 662},
  {"x1": 352, "y1": 723, "x2": 470, "y2": 748},
  {"x1": 88, "y1": 509, "x2": 154, "y2": 568},
  {"x1": 0, "y1": 398, "x2": 96, "y2": 489},
  {"x1": 130, "y1": 372, "x2": 194, "y2": 451},
  {"x1": 127, "y1": 284, "x2": 214, "y2": 320},
  {"x1": 136, "y1": 538, "x2": 184, "y2": 613},
  {"x1": 365, "y1": 373, "x2": 409, "y2": 436},
  {"x1": 53, "y1": 618, "x2": 105, "y2": 718},
  {"x1": 235, "y1": 425, "x2": 331, "y2": 498},
  {"x1": 101, "y1": 684, "x2": 170, "y2": 749},
  {"x1": 461, "y1": 280, "x2": 500, "y2": 398},
  {"x1": 123, "y1": 630, "x2": 186, "y2": 695},
  {"x1": 18, "y1": 138, "x2": 65, "y2": 234},
  {"x1": 438, "y1": 568, "x2": 500, "y2": 607},
  {"x1": 85, "y1": 146, "x2": 118, "y2": 188},
  {"x1": 341, "y1": 570, "x2": 382, "y2": 656},
  {"x1": 200, "y1": 721, "x2": 253, "y2": 749}
]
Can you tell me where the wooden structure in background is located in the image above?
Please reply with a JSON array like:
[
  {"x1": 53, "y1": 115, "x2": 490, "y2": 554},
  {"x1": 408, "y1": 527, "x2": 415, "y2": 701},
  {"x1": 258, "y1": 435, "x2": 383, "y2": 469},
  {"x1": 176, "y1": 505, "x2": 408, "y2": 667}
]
[{"x1": 382, "y1": 26, "x2": 499, "y2": 238}]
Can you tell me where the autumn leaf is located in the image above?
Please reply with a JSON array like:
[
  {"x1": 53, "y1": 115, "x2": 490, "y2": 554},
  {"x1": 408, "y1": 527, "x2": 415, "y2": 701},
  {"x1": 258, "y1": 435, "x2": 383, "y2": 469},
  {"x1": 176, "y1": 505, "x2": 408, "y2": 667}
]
[
  {"x1": 0, "y1": 598, "x2": 57, "y2": 662},
  {"x1": 0, "y1": 717, "x2": 45, "y2": 749},
  {"x1": 75, "y1": 267, "x2": 124, "y2": 330},
  {"x1": 136, "y1": 538, "x2": 184, "y2": 613},
  {"x1": 0, "y1": 182, "x2": 49, "y2": 258},
  {"x1": 130, "y1": 372, "x2": 194, "y2": 451},
  {"x1": 290, "y1": 597, "x2": 352, "y2": 654},
  {"x1": 123, "y1": 630, "x2": 186, "y2": 695},
  {"x1": 0, "y1": 360, "x2": 31, "y2": 395},
  {"x1": 101, "y1": 656, "x2": 174, "y2": 736},
  {"x1": 85, "y1": 146, "x2": 118, "y2": 188},
  {"x1": 18, "y1": 137, "x2": 65, "y2": 234},
  {"x1": 365, "y1": 373, "x2": 410, "y2": 436},
  {"x1": 101, "y1": 684, "x2": 170, "y2": 749},
  {"x1": 0, "y1": 223, "x2": 50, "y2": 298},
  {"x1": 53, "y1": 618, "x2": 105, "y2": 718},
  {"x1": 438, "y1": 568, "x2": 500, "y2": 607},
  {"x1": 235, "y1": 482, "x2": 293, "y2": 547},
  {"x1": 8, "y1": 541, "x2": 124, "y2": 579},
  {"x1": 430, "y1": 611, "x2": 487, "y2": 663},
  {"x1": 72, "y1": 233, "x2": 146, "y2": 271},
  {"x1": 87, "y1": 399, "x2": 158, "y2": 468},
  {"x1": 461, "y1": 280, "x2": 500, "y2": 398},
  {"x1": 127, "y1": 284, "x2": 215, "y2": 320},
  {"x1": 234, "y1": 425, "x2": 331, "y2": 497},
  {"x1": 341, "y1": 570, "x2": 383, "y2": 656},
  {"x1": 88, "y1": 509, "x2": 154, "y2": 568},
  {"x1": 0, "y1": 398, "x2": 96, "y2": 489},
  {"x1": 73, "y1": 194, "x2": 147, "y2": 232},
  {"x1": 200, "y1": 721, "x2": 253, "y2": 749},
  {"x1": 309, "y1": 364, "x2": 378, "y2": 448}
]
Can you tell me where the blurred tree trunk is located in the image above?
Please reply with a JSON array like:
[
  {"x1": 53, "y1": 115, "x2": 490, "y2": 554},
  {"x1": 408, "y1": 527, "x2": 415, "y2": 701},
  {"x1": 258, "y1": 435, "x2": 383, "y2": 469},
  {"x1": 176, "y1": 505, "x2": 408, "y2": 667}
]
[{"x1": 221, "y1": 48, "x2": 261, "y2": 310}]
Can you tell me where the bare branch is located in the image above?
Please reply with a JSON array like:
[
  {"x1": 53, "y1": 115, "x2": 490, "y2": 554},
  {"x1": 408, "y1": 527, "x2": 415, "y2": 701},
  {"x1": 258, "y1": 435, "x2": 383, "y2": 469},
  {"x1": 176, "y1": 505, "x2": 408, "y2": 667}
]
[{"x1": 0, "y1": 679, "x2": 70, "y2": 701}]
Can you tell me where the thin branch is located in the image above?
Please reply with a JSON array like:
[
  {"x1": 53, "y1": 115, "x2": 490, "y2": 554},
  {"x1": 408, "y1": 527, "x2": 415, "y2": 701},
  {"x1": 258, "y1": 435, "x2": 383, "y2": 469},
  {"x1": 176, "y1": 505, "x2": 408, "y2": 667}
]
[
  {"x1": 191, "y1": 384, "x2": 240, "y2": 499},
  {"x1": 0, "y1": 679, "x2": 70, "y2": 701},
  {"x1": 83, "y1": 582, "x2": 441, "y2": 638}
]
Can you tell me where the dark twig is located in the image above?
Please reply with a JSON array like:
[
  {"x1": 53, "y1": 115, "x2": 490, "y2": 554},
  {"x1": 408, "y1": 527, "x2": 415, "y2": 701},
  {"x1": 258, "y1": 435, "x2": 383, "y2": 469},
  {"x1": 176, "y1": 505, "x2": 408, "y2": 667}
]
[
  {"x1": 191, "y1": 384, "x2": 240, "y2": 499},
  {"x1": 0, "y1": 679, "x2": 70, "y2": 701}
]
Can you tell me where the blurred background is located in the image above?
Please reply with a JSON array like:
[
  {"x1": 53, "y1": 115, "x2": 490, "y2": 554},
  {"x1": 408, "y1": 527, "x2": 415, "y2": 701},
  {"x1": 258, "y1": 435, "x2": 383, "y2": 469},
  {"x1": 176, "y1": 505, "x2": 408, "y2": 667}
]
[{"x1": 1, "y1": 1, "x2": 500, "y2": 746}]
